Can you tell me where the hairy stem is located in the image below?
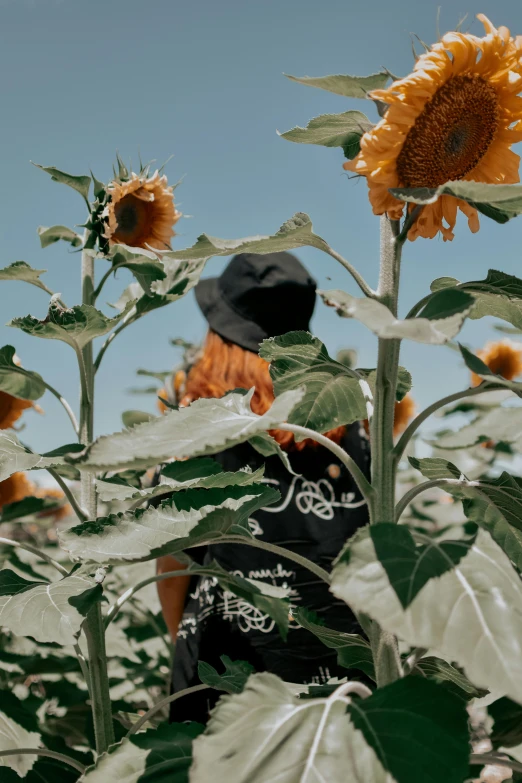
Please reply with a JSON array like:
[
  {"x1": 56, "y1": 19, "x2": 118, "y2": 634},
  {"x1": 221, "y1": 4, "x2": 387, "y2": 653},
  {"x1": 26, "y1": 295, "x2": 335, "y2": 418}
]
[
  {"x1": 395, "y1": 478, "x2": 468, "y2": 521},
  {"x1": 323, "y1": 246, "x2": 376, "y2": 298},
  {"x1": 392, "y1": 383, "x2": 506, "y2": 463},
  {"x1": 470, "y1": 754, "x2": 522, "y2": 774},
  {"x1": 0, "y1": 536, "x2": 68, "y2": 576},
  {"x1": 368, "y1": 215, "x2": 405, "y2": 687},
  {"x1": 0, "y1": 748, "x2": 86, "y2": 774},
  {"x1": 41, "y1": 380, "x2": 79, "y2": 435},
  {"x1": 278, "y1": 422, "x2": 374, "y2": 510},
  {"x1": 126, "y1": 684, "x2": 211, "y2": 737},
  {"x1": 45, "y1": 467, "x2": 88, "y2": 522},
  {"x1": 79, "y1": 229, "x2": 115, "y2": 754}
]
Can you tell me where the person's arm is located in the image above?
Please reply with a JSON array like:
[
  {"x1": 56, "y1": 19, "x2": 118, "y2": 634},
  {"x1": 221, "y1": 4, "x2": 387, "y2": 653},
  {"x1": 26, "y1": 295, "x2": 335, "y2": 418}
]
[{"x1": 156, "y1": 555, "x2": 192, "y2": 643}]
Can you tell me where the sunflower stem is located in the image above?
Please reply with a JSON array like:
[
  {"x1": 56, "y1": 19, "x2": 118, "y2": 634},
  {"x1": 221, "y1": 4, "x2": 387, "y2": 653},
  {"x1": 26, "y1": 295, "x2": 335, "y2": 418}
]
[
  {"x1": 369, "y1": 215, "x2": 404, "y2": 687},
  {"x1": 78, "y1": 228, "x2": 115, "y2": 755}
]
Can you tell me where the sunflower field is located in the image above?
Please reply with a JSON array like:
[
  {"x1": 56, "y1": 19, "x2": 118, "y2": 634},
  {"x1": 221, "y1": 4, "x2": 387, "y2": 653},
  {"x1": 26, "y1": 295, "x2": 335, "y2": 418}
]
[{"x1": 5, "y1": 11, "x2": 522, "y2": 783}]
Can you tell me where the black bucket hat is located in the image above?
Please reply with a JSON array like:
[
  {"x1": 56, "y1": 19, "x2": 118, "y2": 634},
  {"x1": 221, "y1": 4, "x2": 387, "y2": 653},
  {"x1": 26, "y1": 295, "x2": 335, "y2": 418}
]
[{"x1": 194, "y1": 252, "x2": 317, "y2": 353}]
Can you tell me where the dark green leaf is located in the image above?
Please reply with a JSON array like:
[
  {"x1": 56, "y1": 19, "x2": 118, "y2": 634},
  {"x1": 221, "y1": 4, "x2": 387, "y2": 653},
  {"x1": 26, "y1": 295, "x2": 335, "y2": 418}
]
[
  {"x1": 259, "y1": 331, "x2": 367, "y2": 433},
  {"x1": 360, "y1": 365, "x2": 412, "y2": 401},
  {"x1": 414, "y1": 657, "x2": 488, "y2": 701},
  {"x1": 107, "y1": 245, "x2": 166, "y2": 294},
  {"x1": 285, "y1": 71, "x2": 390, "y2": 98},
  {"x1": 458, "y1": 343, "x2": 522, "y2": 396},
  {"x1": 0, "y1": 568, "x2": 45, "y2": 596},
  {"x1": 391, "y1": 180, "x2": 522, "y2": 224},
  {"x1": 198, "y1": 655, "x2": 254, "y2": 694},
  {"x1": 293, "y1": 606, "x2": 375, "y2": 678},
  {"x1": 370, "y1": 524, "x2": 472, "y2": 608},
  {"x1": 489, "y1": 696, "x2": 522, "y2": 748},
  {"x1": 348, "y1": 677, "x2": 469, "y2": 783},
  {"x1": 0, "y1": 689, "x2": 40, "y2": 733},
  {"x1": 37, "y1": 225, "x2": 83, "y2": 249},
  {"x1": 416, "y1": 289, "x2": 475, "y2": 320},
  {"x1": 33, "y1": 163, "x2": 91, "y2": 203},
  {"x1": 0, "y1": 345, "x2": 46, "y2": 400},
  {"x1": 161, "y1": 457, "x2": 223, "y2": 483},
  {"x1": 0, "y1": 495, "x2": 61, "y2": 523}
]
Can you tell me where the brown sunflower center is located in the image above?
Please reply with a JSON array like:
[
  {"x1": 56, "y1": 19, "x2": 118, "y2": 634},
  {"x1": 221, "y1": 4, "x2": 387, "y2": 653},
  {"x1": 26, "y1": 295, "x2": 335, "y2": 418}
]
[
  {"x1": 113, "y1": 193, "x2": 154, "y2": 245},
  {"x1": 396, "y1": 75, "x2": 499, "y2": 188}
]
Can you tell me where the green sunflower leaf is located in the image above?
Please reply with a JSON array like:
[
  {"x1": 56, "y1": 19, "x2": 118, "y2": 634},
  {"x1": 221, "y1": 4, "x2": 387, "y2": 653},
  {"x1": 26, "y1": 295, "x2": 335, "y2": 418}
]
[
  {"x1": 0, "y1": 494, "x2": 62, "y2": 524},
  {"x1": 0, "y1": 431, "x2": 78, "y2": 482},
  {"x1": 121, "y1": 410, "x2": 155, "y2": 428},
  {"x1": 0, "y1": 261, "x2": 51, "y2": 293},
  {"x1": 435, "y1": 408, "x2": 522, "y2": 449},
  {"x1": 198, "y1": 656, "x2": 254, "y2": 695},
  {"x1": 259, "y1": 331, "x2": 367, "y2": 433},
  {"x1": 0, "y1": 694, "x2": 41, "y2": 778},
  {"x1": 408, "y1": 456, "x2": 463, "y2": 480},
  {"x1": 489, "y1": 696, "x2": 522, "y2": 748},
  {"x1": 37, "y1": 225, "x2": 83, "y2": 249},
  {"x1": 8, "y1": 297, "x2": 136, "y2": 352},
  {"x1": 106, "y1": 245, "x2": 166, "y2": 295},
  {"x1": 33, "y1": 163, "x2": 91, "y2": 204},
  {"x1": 331, "y1": 526, "x2": 522, "y2": 704},
  {"x1": 59, "y1": 483, "x2": 279, "y2": 564},
  {"x1": 0, "y1": 569, "x2": 100, "y2": 645},
  {"x1": 284, "y1": 71, "x2": 390, "y2": 98},
  {"x1": 391, "y1": 180, "x2": 522, "y2": 224},
  {"x1": 321, "y1": 288, "x2": 474, "y2": 343},
  {"x1": 429, "y1": 270, "x2": 522, "y2": 330},
  {"x1": 278, "y1": 110, "x2": 372, "y2": 158},
  {"x1": 80, "y1": 722, "x2": 204, "y2": 782},
  {"x1": 67, "y1": 388, "x2": 303, "y2": 472},
  {"x1": 0, "y1": 345, "x2": 46, "y2": 400}
]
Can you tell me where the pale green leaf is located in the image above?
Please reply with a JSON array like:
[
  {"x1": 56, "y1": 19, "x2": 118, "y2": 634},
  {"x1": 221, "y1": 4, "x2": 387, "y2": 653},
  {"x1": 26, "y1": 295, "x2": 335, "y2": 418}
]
[
  {"x1": 321, "y1": 288, "x2": 474, "y2": 344},
  {"x1": 0, "y1": 345, "x2": 46, "y2": 400},
  {"x1": 391, "y1": 181, "x2": 522, "y2": 224},
  {"x1": 33, "y1": 163, "x2": 91, "y2": 203},
  {"x1": 0, "y1": 261, "x2": 50, "y2": 293},
  {"x1": 248, "y1": 431, "x2": 297, "y2": 475},
  {"x1": 260, "y1": 331, "x2": 367, "y2": 432},
  {"x1": 68, "y1": 388, "x2": 303, "y2": 472},
  {"x1": 107, "y1": 245, "x2": 166, "y2": 295},
  {"x1": 435, "y1": 407, "x2": 522, "y2": 449},
  {"x1": 285, "y1": 71, "x2": 390, "y2": 98},
  {"x1": 429, "y1": 271, "x2": 522, "y2": 331},
  {"x1": 361, "y1": 366, "x2": 412, "y2": 402},
  {"x1": 461, "y1": 497, "x2": 522, "y2": 572},
  {"x1": 415, "y1": 657, "x2": 488, "y2": 700},
  {"x1": 37, "y1": 225, "x2": 83, "y2": 249},
  {"x1": 121, "y1": 410, "x2": 155, "y2": 428},
  {"x1": 190, "y1": 672, "x2": 394, "y2": 783},
  {"x1": 331, "y1": 527, "x2": 522, "y2": 703},
  {"x1": 80, "y1": 723, "x2": 203, "y2": 782},
  {"x1": 60, "y1": 484, "x2": 279, "y2": 564},
  {"x1": 161, "y1": 213, "x2": 329, "y2": 263},
  {"x1": 0, "y1": 569, "x2": 100, "y2": 645},
  {"x1": 278, "y1": 110, "x2": 371, "y2": 156},
  {"x1": 0, "y1": 710, "x2": 41, "y2": 777},
  {"x1": 9, "y1": 297, "x2": 135, "y2": 352}
]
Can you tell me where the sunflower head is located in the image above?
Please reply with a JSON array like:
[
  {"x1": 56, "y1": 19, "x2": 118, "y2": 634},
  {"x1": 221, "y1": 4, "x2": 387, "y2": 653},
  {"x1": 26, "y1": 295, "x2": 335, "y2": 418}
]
[
  {"x1": 0, "y1": 391, "x2": 33, "y2": 430},
  {"x1": 393, "y1": 394, "x2": 416, "y2": 436},
  {"x1": 0, "y1": 473, "x2": 34, "y2": 508},
  {"x1": 471, "y1": 339, "x2": 522, "y2": 385},
  {"x1": 345, "y1": 15, "x2": 522, "y2": 240},
  {"x1": 103, "y1": 169, "x2": 181, "y2": 250}
]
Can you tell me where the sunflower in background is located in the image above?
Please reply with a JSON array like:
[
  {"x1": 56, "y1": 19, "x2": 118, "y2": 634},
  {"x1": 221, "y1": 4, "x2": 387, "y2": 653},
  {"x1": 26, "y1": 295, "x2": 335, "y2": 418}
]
[
  {"x1": 103, "y1": 167, "x2": 181, "y2": 250},
  {"x1": 393, "y1": 394, "x2": 416, "y2": 437},
  {"x1": 345, "y1": 15, "x2": 522, "y2": 240},
  {"x1": 0, "y1": 390, "x2": 33, "y2": 430},
  {"x1": 0, "y1": 473, "x2": 35, "y2": 507},
  {"x1": 471, "y1": 339, "x2": 522, "y2": 386}
]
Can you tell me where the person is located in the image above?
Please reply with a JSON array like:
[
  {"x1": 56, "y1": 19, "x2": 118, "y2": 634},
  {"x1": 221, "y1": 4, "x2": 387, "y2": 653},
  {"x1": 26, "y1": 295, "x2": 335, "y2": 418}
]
[{"x1": 156, "y1": 251, "x2": 371, "y2": 722}]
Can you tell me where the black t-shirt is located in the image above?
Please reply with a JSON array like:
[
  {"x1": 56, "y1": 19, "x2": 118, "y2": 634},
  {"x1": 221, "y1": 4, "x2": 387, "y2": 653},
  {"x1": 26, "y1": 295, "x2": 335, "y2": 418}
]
[{"x1": 170, "y1": 422, "x2": 370, "y2": 721}]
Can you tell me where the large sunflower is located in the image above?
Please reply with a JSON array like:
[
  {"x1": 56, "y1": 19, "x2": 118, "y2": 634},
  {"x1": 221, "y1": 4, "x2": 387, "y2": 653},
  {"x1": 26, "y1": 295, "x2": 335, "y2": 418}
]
[
  {"x1": 471, "y1": 339, "x2": 522, "y2": 385},
  {"x1": 0, "y1": 391, "x2": 32, "y2": 429},
  {"x1": 103, "y1": 170, "x2": 181, "y2": 250},
  {"x1": 345, "y1": 15, "x2": 522, "y2": 240},
  {"x1": 393, "y1": 394, "x2": 416, "y2": 436}
]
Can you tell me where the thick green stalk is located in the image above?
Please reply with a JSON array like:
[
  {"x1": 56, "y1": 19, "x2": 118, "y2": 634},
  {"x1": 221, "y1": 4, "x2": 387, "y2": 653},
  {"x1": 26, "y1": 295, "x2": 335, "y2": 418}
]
[
  {"x1": 79, "y1": 230, "x2": 115, "y2": 754},
  {"x1": 369, "y1": 215, "x2": 403, "y2": 685}
]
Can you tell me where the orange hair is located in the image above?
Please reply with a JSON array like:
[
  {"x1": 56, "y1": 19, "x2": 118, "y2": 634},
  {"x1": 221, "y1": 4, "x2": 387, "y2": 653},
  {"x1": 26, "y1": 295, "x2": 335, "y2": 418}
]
[{"x1": 181, "y1": 330, "x2": 346, "y2": 451}]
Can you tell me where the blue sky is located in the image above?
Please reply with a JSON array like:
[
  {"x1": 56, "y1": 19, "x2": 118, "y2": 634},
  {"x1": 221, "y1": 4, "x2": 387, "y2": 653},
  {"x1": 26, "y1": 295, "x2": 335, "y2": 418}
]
[{"x1": 1, "y1": 0, "x2": 522, "y2": 453}]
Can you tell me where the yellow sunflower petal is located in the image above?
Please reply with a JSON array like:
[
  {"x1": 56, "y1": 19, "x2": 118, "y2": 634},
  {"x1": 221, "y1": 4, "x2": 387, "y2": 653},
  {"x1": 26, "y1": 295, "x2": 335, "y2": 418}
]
[
  {"x1": 351, "y1": 14, "x2": 522, "y2": 240},
  {"x1": 471, "y1": 340, "x2": 522, "y2": 386}
]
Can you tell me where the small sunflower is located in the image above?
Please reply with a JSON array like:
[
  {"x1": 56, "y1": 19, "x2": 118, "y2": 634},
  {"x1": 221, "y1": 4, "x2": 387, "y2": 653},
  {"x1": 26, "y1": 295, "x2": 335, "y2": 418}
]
[
  {"x1": 393, "y1": 394, "x2": 416, "y2": 436},
  {"x1": 0, "y1": 391, "x2": 33, "y2": 430},
  {"x1": 103, "y1": 170, "x2": 181, "y2": 250},
  {"x1": 345, "y1": 15, "x2": 522, "y2": 240},
  {"x1": 471, "y1": 339, "x2": 522, "y2": 385},
  {"x1": 0, "y1": 473, "x2": 34, "y2": 508}
]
